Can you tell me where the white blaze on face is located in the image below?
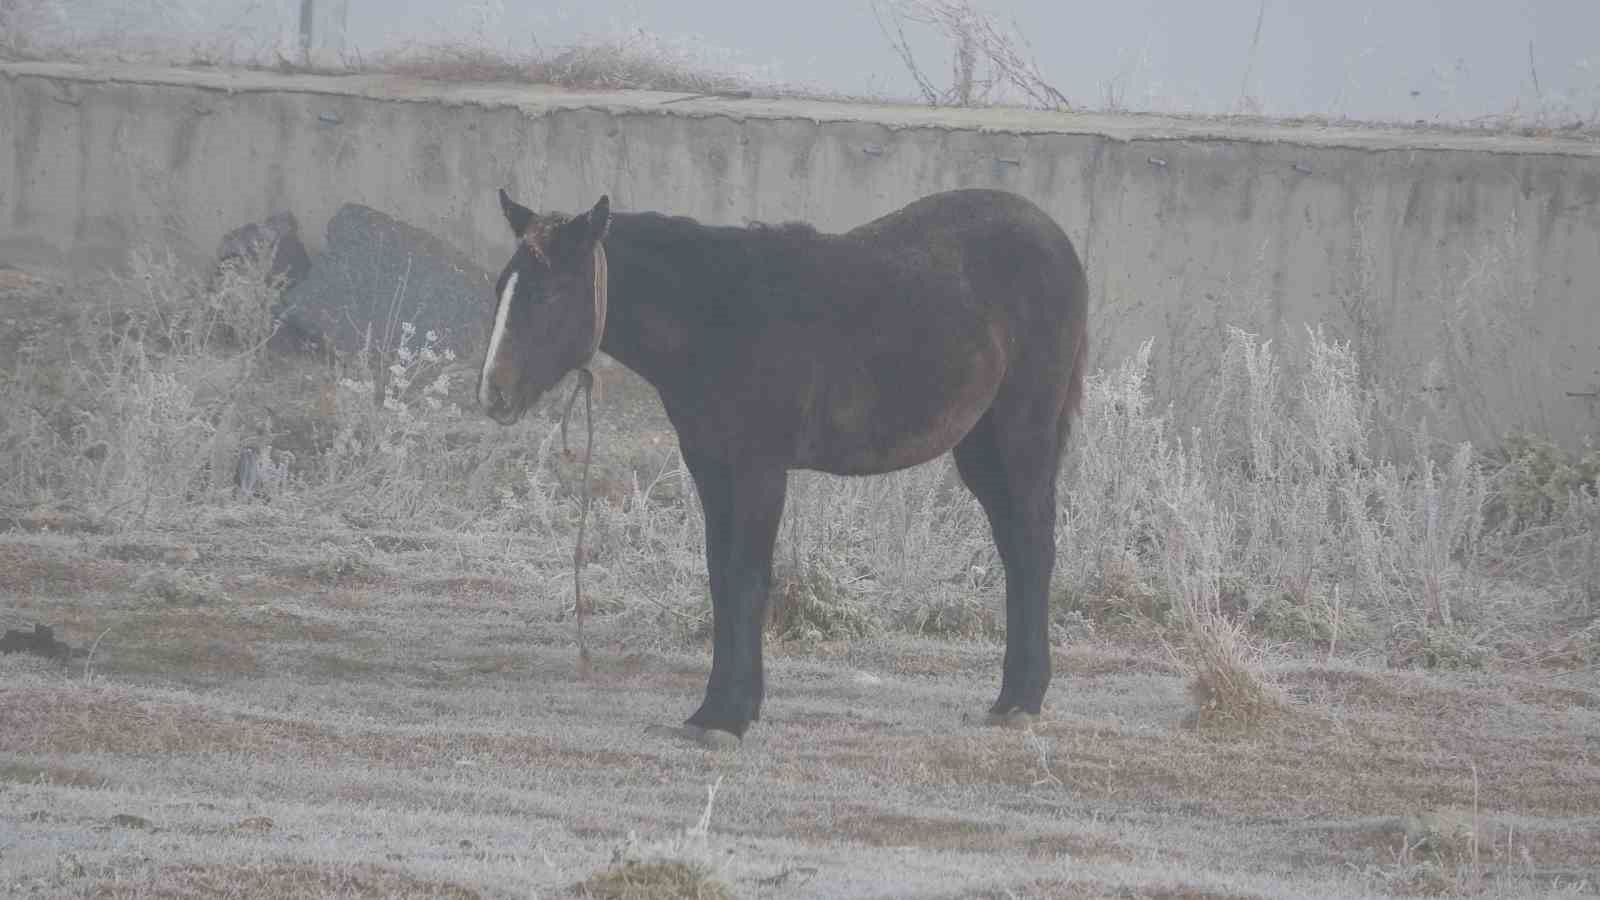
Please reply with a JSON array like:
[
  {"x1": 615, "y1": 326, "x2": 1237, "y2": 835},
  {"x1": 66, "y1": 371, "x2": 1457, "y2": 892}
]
[{"x1": 479, "y1": 271, "x2": 519, "y2": 409}]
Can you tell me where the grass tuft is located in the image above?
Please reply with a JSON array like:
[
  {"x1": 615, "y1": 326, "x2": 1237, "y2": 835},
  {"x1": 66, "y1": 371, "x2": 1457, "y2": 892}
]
[
  {"x1": 576, "y1": 776, "x2": 734, "y2": 900},
  {"x1": 1179, "y1": 611, "x2": 1286, "y2": 727},
  {"x1": 574, "y1": 859, "x2": 734, "y2": 900},
  {"x1": 904, "y1": 592, "x2": 1001, "y2": 639},
  {"x1": 768, "y1": 558, "x2": 881, "y2": 641},
  {"x1": 1387, "y1": 621, "x2": 1499, "y2": 672}
]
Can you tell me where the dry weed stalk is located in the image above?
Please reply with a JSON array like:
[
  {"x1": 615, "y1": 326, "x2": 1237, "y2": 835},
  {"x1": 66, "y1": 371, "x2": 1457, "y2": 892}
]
[
  {"x1": 576, "y1": 775, "x2": 732, "y2": 900},
  {"x1": 1151, "y1": 426, "x2": 1285, "y2": 725},
  {"x1": 372, "y1": 26, "x2": 755, "y2": 96},
  {"x1": 1025, "y1": 729, "x2": 1063, "y2": 787},
  {"x1": 869, "y1": 0, "x2": 1069, "y2": 110}
]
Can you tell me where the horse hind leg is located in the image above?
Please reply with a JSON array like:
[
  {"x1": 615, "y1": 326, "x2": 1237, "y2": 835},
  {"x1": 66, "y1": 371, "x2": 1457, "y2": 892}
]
[{"x1": 952, "y1": 401, "x2": 1065, "y2": 724}]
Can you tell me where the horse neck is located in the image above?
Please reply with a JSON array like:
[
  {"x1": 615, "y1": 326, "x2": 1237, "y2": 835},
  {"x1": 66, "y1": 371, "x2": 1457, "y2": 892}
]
[{"x1": 594, "y1": 213, "x2": 729, "y2": 392}]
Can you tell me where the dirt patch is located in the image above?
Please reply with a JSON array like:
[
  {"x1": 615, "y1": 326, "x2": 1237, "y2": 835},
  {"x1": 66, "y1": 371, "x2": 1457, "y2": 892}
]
[
  {"x1": 0, "y1": 688, "x2": 320, "y2": 756},
  {"x1": 961, "y1": 882, "x2": 1263, "y2": 900},
  {"x1": 414, "y1": 574, "x2": 522, "y2": 602},
  {"x1": 886, "y1": 643, "x2": 1180, "y2": 679},
  {"x1": 0, "y1": 760, "x2": 102, "y2": 787},
  {"x1": 0, "y1": 267, "x2": 44, "y2": 292},
  {"x1": 1510, "y1": 681, "x2": 1600, "y2": 711},
  {"x1": 1288, "y1": 816, "x2": 1600, "y2": 874},
  {"x1": 301, "y1": 652, "x2": 386, "y2": 681},
  {"x1": 890, "y1": 650, "x2": 978, "y2": 677},
  {"x1": 829, "y1": 811, "x2": 1006, "y2": 848},
  {"x1": 811, "y1": 811, "x2": 1137, "y2": 862},
  {"x1": 1279, "y1": 667, "x2": 1479, "y2": 713},
  {"x1": 823, "y1": 702, "x2": 1600, "y2": 822},
  {"x1": 0, "y1": 686, "x2": 671, "y2": 776},
  {"x1": 1053, "y1": 644, "x2": 1183, "y2": 677},
  {"x1": 0, "y1": 547, "x2": 133, "y2": 597},
  {"x1": 313, "y1": 589, "x2": 376, "y2": 608},
  {"x1": 458, "y1": 653, "x2": 535, "y2": 676},
  {"x1": 101, "y1": 541, "x2": 200, "y2": 565},
  {"x1": 274, "y1": 553, "x2": 389, "y2": 589},
  {"x1": 0, "y1": 509, "x2": 114, "y2": 536},
  {"x1": 98, "y1": 607, "x2": 340, "y2": 679},
  {"x1": 87, "y1": 862, "x2": 482, "y2": 899}
]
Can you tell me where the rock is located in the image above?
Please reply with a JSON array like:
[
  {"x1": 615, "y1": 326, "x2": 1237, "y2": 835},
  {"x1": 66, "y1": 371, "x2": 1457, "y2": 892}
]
[
  {"x1": 279, "y1": 204, "x2": 489, "y2": 363},
  {"x1": 215, "y1": 211, "x2": 311, "y2": 289},
  {"x1": 0, "y1": 624, "x2": 72, "y2": 660},
  {"x1": 215, "y1": 212, "x2": 321, "y2": 357}
]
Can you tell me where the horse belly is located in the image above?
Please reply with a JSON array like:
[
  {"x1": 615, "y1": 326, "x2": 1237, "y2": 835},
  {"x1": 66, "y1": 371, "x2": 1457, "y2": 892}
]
[{"x1": 802, "y1": 334, "x2": 1005, "y2": 476}]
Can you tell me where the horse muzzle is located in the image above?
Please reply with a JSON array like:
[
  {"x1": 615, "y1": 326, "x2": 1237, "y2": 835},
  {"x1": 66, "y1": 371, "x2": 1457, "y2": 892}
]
[{"x1": 480, "y1": 381, "x2": 526, "y2": 426}]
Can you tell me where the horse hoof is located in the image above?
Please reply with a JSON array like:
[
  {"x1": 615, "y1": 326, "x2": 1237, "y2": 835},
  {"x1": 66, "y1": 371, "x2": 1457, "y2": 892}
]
[
  {"x1": 984, "y1": 709, "x2": 1037, "y2": 730},
  {"x1": 644, "y1": 724, "x2": 741, "y2": 750},
  {"x1": 697, "y1": 728, "x2": 741, "y2": 750}
]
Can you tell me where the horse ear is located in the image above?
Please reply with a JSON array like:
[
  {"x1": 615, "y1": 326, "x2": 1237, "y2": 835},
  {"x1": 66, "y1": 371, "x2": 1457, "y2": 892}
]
[
  {"x1": 499, "y1": 188, "x2": 534, "y2": 238},
  {"x1": 585, "y1": 195, "x2": 611, "y2": 243},
  {"x1": 558, "y1": 195, "x2": 611, "y2": 252}
]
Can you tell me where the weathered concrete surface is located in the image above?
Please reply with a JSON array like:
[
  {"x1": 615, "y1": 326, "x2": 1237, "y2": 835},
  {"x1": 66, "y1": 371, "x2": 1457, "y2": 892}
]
[{"x1": 3, "y1": 61, "x2": 1598, "y2": 449}]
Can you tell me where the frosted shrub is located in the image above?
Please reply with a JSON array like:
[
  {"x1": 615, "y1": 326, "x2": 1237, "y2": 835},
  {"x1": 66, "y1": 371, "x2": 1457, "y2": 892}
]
[
  {"x1": 1057, "y1": 338, "x2": 1169, "y2": 596},
  {"x1": 781, "y1": 456, "x2": 993, "y2": 635},
  {"x1": 1373, "y1": 433, "x2": 1487, "y2": 627},
  {"x1": 1054, "y1": 319, "x2": 1511, "y2": 658},
  {"x1": 317, "y1": 322, "x2": 481, "y2": 520},
  {"x1": 0, "y1": 245, "x2": 285, "y2": 525}
]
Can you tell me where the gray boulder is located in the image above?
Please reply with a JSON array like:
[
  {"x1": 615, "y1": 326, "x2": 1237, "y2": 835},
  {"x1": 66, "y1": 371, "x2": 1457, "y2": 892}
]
[
  {"x1": 279, "y1": 204, "x2": 490, "y2": 362},
  {"x1": 215, "y1": 211, "x2": 311, "y2": 288}
]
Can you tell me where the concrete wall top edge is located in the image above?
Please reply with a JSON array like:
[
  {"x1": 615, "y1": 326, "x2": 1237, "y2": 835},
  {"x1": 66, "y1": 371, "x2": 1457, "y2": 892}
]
[{"x1": 6, "y1": 60, "x2": 1599, "y2": 159}]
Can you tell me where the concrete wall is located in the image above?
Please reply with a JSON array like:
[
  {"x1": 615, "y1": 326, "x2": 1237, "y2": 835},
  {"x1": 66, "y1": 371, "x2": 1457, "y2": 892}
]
[{"x1": 4, "y1": 62, "x2": 1599, "y2": 450}]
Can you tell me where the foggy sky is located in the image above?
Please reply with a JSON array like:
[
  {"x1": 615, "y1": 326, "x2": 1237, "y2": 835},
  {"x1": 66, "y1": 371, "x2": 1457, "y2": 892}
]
[
  {"x1": 349, "y1": 0, "x2": 1598, "y2": 123},
  {"x1": 53, "y1": 1, "x2": 1600, "y2": 123}
]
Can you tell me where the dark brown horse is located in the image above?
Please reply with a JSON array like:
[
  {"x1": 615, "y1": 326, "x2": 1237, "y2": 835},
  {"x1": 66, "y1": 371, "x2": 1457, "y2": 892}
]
[{"x1": 479, "y1": 188, "x2": 1089, "y2": 746}]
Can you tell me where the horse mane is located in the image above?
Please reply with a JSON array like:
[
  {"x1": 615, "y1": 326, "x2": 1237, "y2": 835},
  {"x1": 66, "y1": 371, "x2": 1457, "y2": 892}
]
[{"x1": 617, "y1": 211, "x2": 820, "y2": 242}]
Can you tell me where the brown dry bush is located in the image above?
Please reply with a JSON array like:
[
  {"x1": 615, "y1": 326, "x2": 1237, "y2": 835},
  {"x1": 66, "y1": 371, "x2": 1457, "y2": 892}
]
[
  {"x1": 1180, "y1": 610, "x2": 1286, "y2": 727},
  {"x1": 767, "y1": 557, "x2": 882, "y2": 642},
  {"x1": 370, "y1": 35, "x2": 755, "y2": 95},
  {"x1": 574, "y1": 859, "x2": 733, "y2": 900}
]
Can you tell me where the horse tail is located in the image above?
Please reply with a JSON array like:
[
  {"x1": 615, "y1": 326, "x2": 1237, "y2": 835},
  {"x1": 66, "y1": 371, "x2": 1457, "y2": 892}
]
[{"x1": 1064, "y1": 310, "x2": 1088, "y2": 420}]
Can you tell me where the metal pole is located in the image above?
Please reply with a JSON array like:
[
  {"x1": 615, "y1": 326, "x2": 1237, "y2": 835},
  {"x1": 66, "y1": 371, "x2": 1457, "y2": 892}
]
[
  {"x1": 299, "y1": 0, "x2": 314, "y2": 66},
  {"x1": 299, "y1": 0, "x2": 349, "y2": 68}
]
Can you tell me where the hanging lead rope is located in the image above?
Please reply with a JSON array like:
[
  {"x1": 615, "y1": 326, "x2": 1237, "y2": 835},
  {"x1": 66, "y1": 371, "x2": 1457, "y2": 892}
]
[
  {"x1": 559, "y1": 240, "x2": 608, "y2": 674},
  {"x1": 560, "y1": 367, "x2": 596, "y2": 671}
]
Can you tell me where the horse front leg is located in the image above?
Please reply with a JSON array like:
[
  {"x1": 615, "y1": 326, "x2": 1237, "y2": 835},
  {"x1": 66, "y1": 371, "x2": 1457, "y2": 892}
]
[{"x1": 666, "y1": 452, "x2": 787, "y2": 747}]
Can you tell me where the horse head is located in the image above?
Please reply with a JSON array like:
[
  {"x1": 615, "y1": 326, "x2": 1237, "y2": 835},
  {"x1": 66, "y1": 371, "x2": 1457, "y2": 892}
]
[{"x1": 478, "y1": 189, "x2": 610, "y2": 425}]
